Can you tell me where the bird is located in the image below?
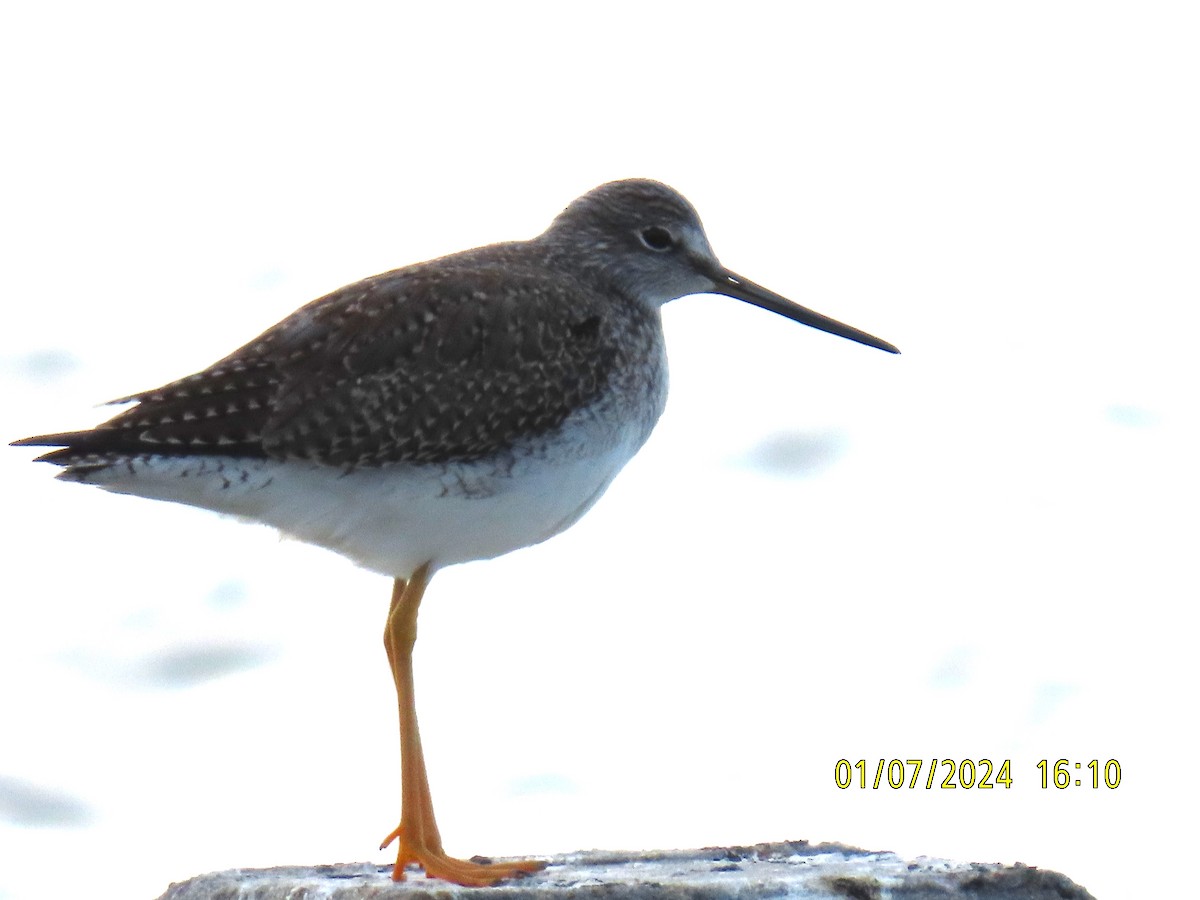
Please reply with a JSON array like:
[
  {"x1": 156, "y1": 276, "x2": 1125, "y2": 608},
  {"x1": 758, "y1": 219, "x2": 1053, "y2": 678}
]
[{"x1": 13, "y1": 179, "x2": 899, "y2": 886}]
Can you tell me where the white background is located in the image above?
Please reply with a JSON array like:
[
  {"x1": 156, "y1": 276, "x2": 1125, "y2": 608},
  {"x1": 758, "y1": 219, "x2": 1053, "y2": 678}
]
[{"x1": 2, "y1": 4, "x2": 1197, "y2": 898}]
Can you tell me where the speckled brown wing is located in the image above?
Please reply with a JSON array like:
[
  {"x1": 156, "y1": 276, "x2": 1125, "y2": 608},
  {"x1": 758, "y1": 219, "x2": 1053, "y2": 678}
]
[
  {"x1": 18, "y1": 254, "x2": 635, "y2": 470},
  {"x1": 14, "y1": 351, "x2": 281, "y2": 465},
  {"x1": 256, "y1": 260, "x2": 628, "y2": 466}
]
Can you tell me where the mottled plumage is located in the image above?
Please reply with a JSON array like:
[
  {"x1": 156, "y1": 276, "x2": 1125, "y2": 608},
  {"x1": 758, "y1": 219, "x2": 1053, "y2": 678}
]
[
  {"x1": 15, "y1": 179, "x2": 896, "y2": 578},
  {"x1": 25, "y1": 215, "x2": 674, "y2": 473}
]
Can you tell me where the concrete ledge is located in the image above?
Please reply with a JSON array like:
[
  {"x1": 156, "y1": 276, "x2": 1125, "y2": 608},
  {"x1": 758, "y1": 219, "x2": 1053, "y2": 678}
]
[{"x1": 155, "y1": 840, "x2": 1095, "y2": 899}]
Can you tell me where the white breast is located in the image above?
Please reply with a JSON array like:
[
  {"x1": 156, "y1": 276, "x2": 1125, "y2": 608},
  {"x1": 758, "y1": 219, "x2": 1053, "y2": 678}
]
[{"x1": 76, "y1": 403, "x2": 660, "y2": 578}]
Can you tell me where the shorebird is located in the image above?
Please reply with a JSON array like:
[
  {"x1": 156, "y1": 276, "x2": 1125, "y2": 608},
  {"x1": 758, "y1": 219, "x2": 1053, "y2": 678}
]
[{"x1": 13, "y1": 179, "x2": 898, "y2": 886}]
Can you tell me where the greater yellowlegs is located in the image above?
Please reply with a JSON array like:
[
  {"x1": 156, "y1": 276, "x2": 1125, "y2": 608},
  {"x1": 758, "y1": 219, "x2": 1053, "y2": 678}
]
[{"x1": 14, "y1": 179, "x2": 899, "y2": 885}]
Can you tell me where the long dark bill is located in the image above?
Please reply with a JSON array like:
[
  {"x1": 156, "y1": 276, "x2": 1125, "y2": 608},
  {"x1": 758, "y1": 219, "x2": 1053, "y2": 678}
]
[{"x1": 712, "y1": 268, "x2": 900, "y2": 355}]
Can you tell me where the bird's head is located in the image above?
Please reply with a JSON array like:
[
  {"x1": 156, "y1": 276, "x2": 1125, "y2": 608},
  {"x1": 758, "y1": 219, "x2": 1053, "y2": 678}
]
[{"x1": 542, "y1": 179, "x2": 899, "y2": 354}]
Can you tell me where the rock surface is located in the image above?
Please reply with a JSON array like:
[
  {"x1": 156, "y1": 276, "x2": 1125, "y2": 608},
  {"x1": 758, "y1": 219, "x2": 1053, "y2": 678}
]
[{"x1": 155, "y1": 840, "x2": 1095, "y2": 899}]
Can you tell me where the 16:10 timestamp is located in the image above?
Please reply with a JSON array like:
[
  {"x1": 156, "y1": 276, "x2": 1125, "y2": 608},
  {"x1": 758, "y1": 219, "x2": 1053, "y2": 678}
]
[{"x1": 1038, "y1": 759, "x2": 1121, "y2": 789}]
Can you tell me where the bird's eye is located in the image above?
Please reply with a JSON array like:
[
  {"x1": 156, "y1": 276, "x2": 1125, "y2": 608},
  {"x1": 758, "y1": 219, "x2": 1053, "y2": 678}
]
[{"x1": 639, "y1": 226, "x2": 675, "y2": 251}]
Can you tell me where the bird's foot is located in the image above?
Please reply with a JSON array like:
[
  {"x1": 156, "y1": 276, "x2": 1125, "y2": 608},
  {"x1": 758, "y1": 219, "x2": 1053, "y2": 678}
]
[{"x1": 380, "y1": 825, "x2": 546, "y2": 886}]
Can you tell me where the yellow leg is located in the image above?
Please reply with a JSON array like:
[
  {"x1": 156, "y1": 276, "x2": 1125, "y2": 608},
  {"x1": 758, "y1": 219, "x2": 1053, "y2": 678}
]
[{"x1": 378, "y1": 566, "x2": 545, "y2": 885}]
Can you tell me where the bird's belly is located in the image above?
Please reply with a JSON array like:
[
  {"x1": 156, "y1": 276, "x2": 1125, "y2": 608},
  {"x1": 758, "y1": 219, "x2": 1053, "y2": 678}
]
[
  {"x1": 264, "y1": 441, "x2": 637, "y2": 575},
  {"x1": 76, "y1": 424, "x2": 648, "y2": 578}
]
